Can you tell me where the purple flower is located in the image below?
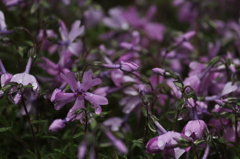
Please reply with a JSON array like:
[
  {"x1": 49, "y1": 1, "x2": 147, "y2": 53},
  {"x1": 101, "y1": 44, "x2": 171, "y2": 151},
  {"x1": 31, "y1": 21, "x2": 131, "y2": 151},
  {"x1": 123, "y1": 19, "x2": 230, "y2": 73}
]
[
  {"x1": 120, "y1": 31, "x2": 141, "y2": 51},
  {"x1": 58, "y1": 20, "x2": 84, "y2": 57},
  {"x1": 146, "y1": 131, "x2": 192, "y2": 158},
  {"x1": 173, "y1": 1, "x2": 197, "y2": 23},
  {"x1": 38, "y1": 56, "x2": 71, "y2": 87},
  {"x1": 9, "y1": 57, "x2": 39, "y2": 105},
  {"x1": 10, "y1": 72, "x2": 39, "y2": 105},
  {"x1": 182, "y1": 120, "x2": 207, "y2": 140},
  {"x1": 10, "y1": 57, "x2": 39, "y2": 90},
  {"x1": 10, "y1": 73, "x2": 39, "y2": 91},
  {"x1": 49, "y1": 119, "x2": 66, "y2": 132},
  {"x1": 83, "y1": 7, "x2": 104, "y2": 28},
  {"x1": 37, "y1": 29, "x2": 58, "y2": 54},
  {"x1": 53, "y1": 71, "x2": 108, "y2": 121},
  {"x1": 103, "y1": 7, "x2": 129, "y2": 30},
  {"x1": 122, "y1": 6, "x2": 165, "y2": 41}
]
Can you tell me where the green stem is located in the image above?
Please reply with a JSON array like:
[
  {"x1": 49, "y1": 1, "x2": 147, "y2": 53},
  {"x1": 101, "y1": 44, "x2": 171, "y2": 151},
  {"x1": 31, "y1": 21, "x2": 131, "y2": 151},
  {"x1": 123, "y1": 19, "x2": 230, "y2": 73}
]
[{"x1": 21, "y1": 93, "x2": 41, "y2": 159}]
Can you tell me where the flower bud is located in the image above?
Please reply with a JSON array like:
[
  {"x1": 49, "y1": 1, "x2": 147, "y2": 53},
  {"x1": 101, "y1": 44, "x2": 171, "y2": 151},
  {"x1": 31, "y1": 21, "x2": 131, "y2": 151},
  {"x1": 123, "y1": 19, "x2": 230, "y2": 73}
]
[
  {"x1": 152, "y1": 68, "x2": 179, "y2": 79},
  {"x1": 120, "y1": 61, "x2": 139, "y2": 72},
  {"x1": 152, "y1": 68, "x2": 165, "y2": 76},
  {"x1": 49, "y1": 119, "x2": 66, "y2": 132}
]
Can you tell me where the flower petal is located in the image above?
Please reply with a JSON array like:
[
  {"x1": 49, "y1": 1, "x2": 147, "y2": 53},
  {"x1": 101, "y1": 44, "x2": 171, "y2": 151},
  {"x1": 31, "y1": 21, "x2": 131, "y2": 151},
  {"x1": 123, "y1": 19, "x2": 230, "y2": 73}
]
[
  {"x1": 10, "y1": 73, "x2": 39, "y2": 91},
  {"x1": 62, "y1": 72, "x2": 80, "y2": 92},
  {"x1": 120, "y1": 96, "x2": 141, "y2": 114},
  {"x1": 54, "y1": 92, "x2": 75, "y2": 110},
  {"x1": 68, "y1": 41, "x2": 82, "y2": 57},
  {"x1": 81, "y1": 71, "x2": 102, "y2": 91},
  {"x1": 59, "y1": 21, "x2": 68, "y2": 41},
  {"x1": 111, "y1": 69, "x2": 124, "y2": 87},
  {"x1": 68, "y1": 20, "x2": 84, "y2": 42},
  {"x1": 66, "y1": 99, "x2": 85, "y2": 121},
  {"x1": 93, "y1": 104, "x2": 102, "y2": 114},
  {"x1": 49, "y1": 119, "x2": 65, "y2": 132},
  {"x1": 85, "y1": 92, "x2": 108, "y2": 105},
  {"x1": 0, "y1": 11, "x2": 7, "y2": 30},
  {"x1": 221, "y1": 82, "x2": 237, "y2": 96}
]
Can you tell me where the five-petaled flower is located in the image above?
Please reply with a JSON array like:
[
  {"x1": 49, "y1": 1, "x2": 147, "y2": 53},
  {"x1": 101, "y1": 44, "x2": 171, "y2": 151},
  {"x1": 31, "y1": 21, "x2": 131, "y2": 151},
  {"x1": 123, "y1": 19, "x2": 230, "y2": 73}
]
[{"x1": 52, "y1": 71, "x2": 108, "y2": 121}]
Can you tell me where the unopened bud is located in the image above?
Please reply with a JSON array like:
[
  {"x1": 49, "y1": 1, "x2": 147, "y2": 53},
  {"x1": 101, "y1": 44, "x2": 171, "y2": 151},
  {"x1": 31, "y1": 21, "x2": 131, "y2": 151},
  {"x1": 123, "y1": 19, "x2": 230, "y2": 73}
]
[{"x1": 120, "y1": 61, "x2": 139, "y2": 72}]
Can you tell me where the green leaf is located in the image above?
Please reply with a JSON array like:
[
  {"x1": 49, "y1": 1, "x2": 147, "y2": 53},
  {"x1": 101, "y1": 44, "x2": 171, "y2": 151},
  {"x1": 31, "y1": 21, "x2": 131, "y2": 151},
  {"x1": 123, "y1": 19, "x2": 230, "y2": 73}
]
[
  {"x1": 41, "y1": 135, "x2": 60, "y2": 140},
  {"x1": 174, "y1": 80, "x2": 183, "y2": 89},
  {"x1": 54, "y1": 149, "x2": 67, "y2": 155},
  {"x1": 95, "y1": 111, "x2": 111, "y2": 117},
  {"x1": 0, "y1": 127, "x2": 12, "y2": 132},
  {"x1": 208, "y1": 56, "x2": 220, "y2": 66},
  {"x1": 90, "y1": 119, "x2": 97, "y2": 129},
  {"x1": 31, "y1": 120, "x2": 47, "y2": 124},
  {"x1": 176, "y1": 98, "x2": 184, "y2": 109},
  {"x1": 73, "y1": 132, "x2": 84, "y2": 139},
  {"x1": 30, "y1": 3, "x2": 39, "y2": 14},
  {"x1": 99, "y1": 142, "x2": 111, "y2": 148},
  {"x1": 148, "y1": 122, "x2": 156, "y2": 133},
  {"x1": 23, "y1": 85, "x2": 33, "y2": 89},
  {"x1": 17, "y1": 46, "x2": 25, "y2": 57},
  {"x1": 112, "y1": 147, "x2": 119, "y2": 159},
  {"x1": 27, "y1": 149, "x2": 37, "y2": 157},
  {"x1": 131, "y1": 139, "x2": 143, "y2": 150}
]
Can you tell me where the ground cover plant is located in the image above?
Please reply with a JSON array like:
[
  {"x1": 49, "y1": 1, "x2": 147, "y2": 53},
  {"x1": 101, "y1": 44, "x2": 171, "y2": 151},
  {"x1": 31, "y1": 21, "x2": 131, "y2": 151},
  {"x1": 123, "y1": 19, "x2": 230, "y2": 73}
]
[{"x1": 0, "y1": 0, "x2": 240, "y2": 158}]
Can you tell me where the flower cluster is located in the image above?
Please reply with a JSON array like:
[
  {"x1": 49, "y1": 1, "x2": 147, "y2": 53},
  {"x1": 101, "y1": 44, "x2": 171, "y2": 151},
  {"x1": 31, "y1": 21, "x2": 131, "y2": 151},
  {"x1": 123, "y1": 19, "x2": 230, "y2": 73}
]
[{"x1": 0, "y1": 0, "x2": 240, "y2": 158}]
